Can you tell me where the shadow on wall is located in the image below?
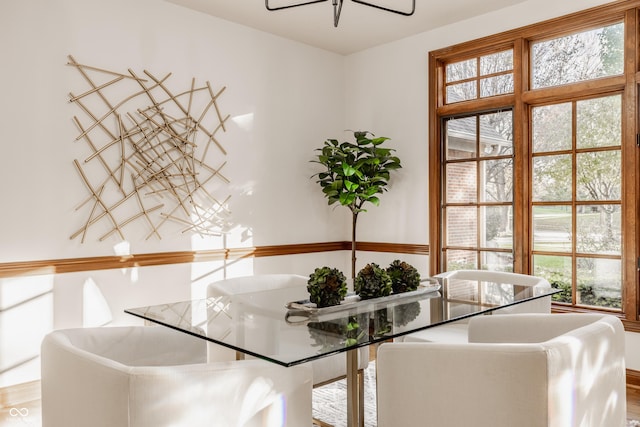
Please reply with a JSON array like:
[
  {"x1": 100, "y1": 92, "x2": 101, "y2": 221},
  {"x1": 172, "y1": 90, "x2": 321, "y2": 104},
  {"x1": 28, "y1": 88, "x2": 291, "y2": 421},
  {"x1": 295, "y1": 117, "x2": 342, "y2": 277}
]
[{"x1": 0, "y1": 273, "x2": 53, "y2": 387}]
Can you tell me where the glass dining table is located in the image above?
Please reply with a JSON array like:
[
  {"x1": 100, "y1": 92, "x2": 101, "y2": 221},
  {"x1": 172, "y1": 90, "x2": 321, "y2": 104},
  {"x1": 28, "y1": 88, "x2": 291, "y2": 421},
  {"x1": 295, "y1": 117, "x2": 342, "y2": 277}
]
[{"x1": 125, "y1": 276, "x2": 558, "y2": 427}]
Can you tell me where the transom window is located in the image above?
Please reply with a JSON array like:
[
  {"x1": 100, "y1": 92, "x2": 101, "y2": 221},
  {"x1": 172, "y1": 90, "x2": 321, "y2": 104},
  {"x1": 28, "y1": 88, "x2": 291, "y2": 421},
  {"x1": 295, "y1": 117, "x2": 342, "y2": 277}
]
[
  {"x1": 531, "y1": 22, "x2": 624, "y2": 89},
  {"x1": 445, "y1": 50, "x2": 514, "y2": 103}
]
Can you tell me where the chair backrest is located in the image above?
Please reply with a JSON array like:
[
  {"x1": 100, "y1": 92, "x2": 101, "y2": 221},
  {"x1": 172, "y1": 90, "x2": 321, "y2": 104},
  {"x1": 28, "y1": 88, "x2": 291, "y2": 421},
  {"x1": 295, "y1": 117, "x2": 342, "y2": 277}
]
[
  {"x1": 435, "y1": 269, "x2": 551, "y2": 288},
  {"x1": 205, "y1": 273, "x2": 370, "y2": 381},
  {"x1": 207, "y1": 274, "x2": 308, "y2": 298},
  {"x1": 376, "y1": 313, "x2": 626, "y2": 427},
  {"x1": 206, "y1": 274, "x2": 308, "y2": 362},
  {"x1": 436, "y1": 269, "x2": 552, "y2": 315},
  {"x1": 469, "y1": 312, "x2": 610, "y2": 343},
  {"x1": 44, "y1": 326, "x2": 207, "y2": 367}
]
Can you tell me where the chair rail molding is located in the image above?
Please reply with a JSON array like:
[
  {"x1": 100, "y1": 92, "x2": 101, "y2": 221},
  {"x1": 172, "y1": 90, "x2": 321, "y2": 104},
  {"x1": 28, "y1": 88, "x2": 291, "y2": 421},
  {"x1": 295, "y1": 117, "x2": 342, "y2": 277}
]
[{"x1": 0, "y1": 241, "x2": 429, "y2": 278}]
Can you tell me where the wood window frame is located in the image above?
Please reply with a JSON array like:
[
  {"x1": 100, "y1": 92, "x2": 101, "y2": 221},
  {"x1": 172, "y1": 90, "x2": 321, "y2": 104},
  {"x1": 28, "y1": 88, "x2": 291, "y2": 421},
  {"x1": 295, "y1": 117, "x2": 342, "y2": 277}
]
[{"x1": 429, "y1": 0, "x2": 640, "y2": 329}]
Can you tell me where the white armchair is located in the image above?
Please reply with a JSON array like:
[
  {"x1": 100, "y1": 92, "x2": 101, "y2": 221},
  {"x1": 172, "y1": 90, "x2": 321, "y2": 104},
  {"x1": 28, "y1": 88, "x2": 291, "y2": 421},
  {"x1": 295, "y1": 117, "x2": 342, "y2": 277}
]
[
  {"x1": 41, "y1": 326, "x2": 312, "y2": 427},
  {"x1": 206, "y1": 274, "x2": 369, "y2": 385},
  {"x1": 403, "y1": 270, "x2": 552, "y2": 343},
  {"x1": 207, "y1": 274, "x2": 370, "y2": 426},
  {"x1": 376, "y1": 313, "x2": 626, "y2": 427}
]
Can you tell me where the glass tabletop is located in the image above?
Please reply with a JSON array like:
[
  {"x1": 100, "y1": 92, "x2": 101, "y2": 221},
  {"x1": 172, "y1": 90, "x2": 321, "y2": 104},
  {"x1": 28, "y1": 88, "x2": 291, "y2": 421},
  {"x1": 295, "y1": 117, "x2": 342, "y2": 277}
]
[{"x1": 125, "y1": 277, "x2": 558, "y2": 367}]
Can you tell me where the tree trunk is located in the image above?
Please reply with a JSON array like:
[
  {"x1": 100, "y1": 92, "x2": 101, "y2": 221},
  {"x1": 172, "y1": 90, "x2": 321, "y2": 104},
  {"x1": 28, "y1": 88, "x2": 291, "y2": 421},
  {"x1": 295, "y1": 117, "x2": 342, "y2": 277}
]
[{"x1": 351, "y1": 211, "x2": 358, "y2": 280}]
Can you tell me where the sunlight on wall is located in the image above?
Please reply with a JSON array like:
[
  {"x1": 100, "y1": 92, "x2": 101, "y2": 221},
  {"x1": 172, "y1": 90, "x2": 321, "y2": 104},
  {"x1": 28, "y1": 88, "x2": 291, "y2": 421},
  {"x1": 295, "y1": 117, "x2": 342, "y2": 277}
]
[
  {"x1": 231, "y1": 112, "x2": 254, "y2": 132},
  {"x1": 82, "y1": 278, "x2": 113, "y2": 327},
  {"x1": 0, "y1": 274, "x2": 53, "y2": 387},
  {"x1": 113, "y1": 240, "x2": 139, "y2": 283},
  {"x1": 190, "y1": 224, "x2": 255, "y2": 300},
  {"x1": 113, "y1": 240, "x2": 131, "y2": 257}
]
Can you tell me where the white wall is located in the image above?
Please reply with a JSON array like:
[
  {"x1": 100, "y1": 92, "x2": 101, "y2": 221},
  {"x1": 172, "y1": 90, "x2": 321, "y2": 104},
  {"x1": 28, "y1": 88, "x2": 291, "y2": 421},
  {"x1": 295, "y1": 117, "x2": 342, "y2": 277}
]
[
  {"x1": 0, "y1": 0, "x2": 353, "y2": 387},
  {"x1": 343, "y1": 0, "x2": 639, "y2": 367},
  {"x1": 0, "y1": 0, "x2": 348, "y2": 264}
]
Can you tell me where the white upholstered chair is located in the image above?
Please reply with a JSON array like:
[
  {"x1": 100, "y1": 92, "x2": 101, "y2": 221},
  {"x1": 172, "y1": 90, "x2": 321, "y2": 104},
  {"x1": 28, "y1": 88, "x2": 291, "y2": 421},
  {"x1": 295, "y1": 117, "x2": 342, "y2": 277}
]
[
  {"x1": 403, "y1": 269, "x2": 552, "y2": 343},
  {"x1": 41, "y1": 326, "x2": 312, "y2": 427},
  {"x1": 376, "y1": 313, "x2": 626, "y2": 427},
  {"x1": 206, "y1": 274, "x2": 369, "y2": 383},
  {"x1": 207, "y1": 274, "x2": 370, "y2": 425}
]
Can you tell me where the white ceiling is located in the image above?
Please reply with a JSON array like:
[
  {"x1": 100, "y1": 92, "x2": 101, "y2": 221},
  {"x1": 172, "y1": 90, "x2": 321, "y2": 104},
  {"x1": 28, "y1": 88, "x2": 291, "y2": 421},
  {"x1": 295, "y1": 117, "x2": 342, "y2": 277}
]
[{"x1": 165, "y1": 0, "x2": 531, "y2": 55}]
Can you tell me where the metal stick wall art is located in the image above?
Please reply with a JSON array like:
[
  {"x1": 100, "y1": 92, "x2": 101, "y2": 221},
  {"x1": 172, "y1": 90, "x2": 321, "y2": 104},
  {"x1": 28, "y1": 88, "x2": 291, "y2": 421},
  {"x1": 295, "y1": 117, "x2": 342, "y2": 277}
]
[{"x1": 67, "y1": 55, "x2": 231, "y2": 243}]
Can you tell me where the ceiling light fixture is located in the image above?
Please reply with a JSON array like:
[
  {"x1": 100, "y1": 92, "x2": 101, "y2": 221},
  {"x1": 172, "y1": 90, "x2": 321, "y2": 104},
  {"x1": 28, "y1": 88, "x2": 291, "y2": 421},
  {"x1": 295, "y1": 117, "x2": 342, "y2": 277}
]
[{"x1": 265, "y1": 0, "x2": 415, "y2": 28}]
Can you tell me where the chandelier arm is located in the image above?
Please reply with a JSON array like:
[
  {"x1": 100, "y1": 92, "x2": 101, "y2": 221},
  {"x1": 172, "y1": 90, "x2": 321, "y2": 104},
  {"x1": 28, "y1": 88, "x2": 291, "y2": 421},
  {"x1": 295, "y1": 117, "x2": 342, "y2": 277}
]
[
  {"x1": 265, "y1": 0, "x2": 327, "y2": 11},
  {"x1": 350, "y1": 0, "x2": 415, "y2": 16},
  {"x1": 333, "y1": 0, "x2": 343, "y2": 27}
]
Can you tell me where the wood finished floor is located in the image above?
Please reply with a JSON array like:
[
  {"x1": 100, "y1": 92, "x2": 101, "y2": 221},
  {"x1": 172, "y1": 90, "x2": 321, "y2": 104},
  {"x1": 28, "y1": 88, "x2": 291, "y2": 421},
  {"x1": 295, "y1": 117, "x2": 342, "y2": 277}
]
[
  {"x1": 628, "y1": 385, "x2": 640, "y2": 421},
  {"x1": 2, "y1": 380, "x2": 640, "y2": 426}
]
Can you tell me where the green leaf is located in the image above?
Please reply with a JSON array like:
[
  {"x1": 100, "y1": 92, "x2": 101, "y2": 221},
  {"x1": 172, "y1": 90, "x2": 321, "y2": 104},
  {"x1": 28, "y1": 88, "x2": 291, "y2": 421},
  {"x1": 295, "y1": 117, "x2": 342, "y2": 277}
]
[
  {"x1": 339, "y1": 192, "x2": 356, "y2": 205},
  {"x1": 344, "y1": 181, "x2": 360, "y2": 191},
  {"x1": 342, "y1": 163, "x2": 357, "y2": 176},
  {"x1": 371, "y1": 137, "x2": 389, "y2": 145},
  {"x1": 346, "y1": 322, "x2": 360, "y2": 331},
  {"x1": 365, "y1": 186, "x2": 378, "y2": 196}
]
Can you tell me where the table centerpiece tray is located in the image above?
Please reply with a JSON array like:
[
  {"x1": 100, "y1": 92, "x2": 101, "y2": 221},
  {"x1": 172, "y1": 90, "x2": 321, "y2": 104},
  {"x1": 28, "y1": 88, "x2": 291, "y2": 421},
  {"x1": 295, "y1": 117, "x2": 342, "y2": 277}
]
[{"x1": 285, "y1": 278, "x2": 441, "y2": 316}]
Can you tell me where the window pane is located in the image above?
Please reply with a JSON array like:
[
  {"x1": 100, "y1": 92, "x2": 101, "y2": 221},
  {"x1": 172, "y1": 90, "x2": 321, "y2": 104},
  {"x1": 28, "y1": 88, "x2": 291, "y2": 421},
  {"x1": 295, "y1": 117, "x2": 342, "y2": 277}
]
[
  {"x1": 532, "y1": 154, "x2": 572, "y2": 201},
  {"x1": 480, "y1": 50, "x2": 513, "y2": 75},
  {"x1": 531, "y1": 22, "x2": 624, "y2": 89},
  {"x1": 446, "y1": 82, "x2": 476, "y2": 103},
  {"x1": 576, "y1": 257, "x2": 621, "y2": 309},
  {"x1": 576, "y1": 151, "x2": 621, "y2": 201},
  {"x1": 532, "y1": 205, "x2": 572, "y2": 252},
  {"x1": 446, "y1": 250, "x2": 478, "y2": 270},
  {"x1": 533, "y1": 254, "x2": 573, "y2": 303},
  {"x1": 576, "y1": 204, "x2": 621, "y2": 254},
  {"x1": 483, "y1": 282, "x2": 520, "y2": 306},
  {"x1": 481, "y1": 206, "x2": 512, "y2": 247},
  {"x1": 480, "y1": 159, "x2": 512, "y2": 202},
  {"x1": 577, "y1": 95, "x2": 621, "y2": 149},
  {"x1": 447, "y1": 277, "x2": 481, "y2": 303},
  {"x1": 481, "y1": 251, "x2": 513, "y2": 272},
  {"x1": 480, "y1": 111, "x2": 513, "y2": 157},
  {"x1": 446, "y1": 58, "x2": 476, "y2": 83},
  {"x1": 480, "y1": 75, "x2": 513, "y2": 97},
  {"x1": 446, "y1": 207, "x2": 477, "y2": 247},
  {"x1": 446, "y1": 162, "x2": 476, "y2": 203},
  {"x1": 446, "y1": 117, "x2": 476, "y2": 159},
  {"x1": 532, "y1": 103, "x2": 572, "y2": 153}
]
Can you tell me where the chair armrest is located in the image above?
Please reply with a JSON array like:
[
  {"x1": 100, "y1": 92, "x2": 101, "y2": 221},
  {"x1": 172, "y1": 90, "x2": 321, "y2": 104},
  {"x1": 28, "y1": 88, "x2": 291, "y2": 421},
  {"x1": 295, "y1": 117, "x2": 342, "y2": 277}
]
[
  {"x1": 542, "y1": 315, "x2": 626, "y2": 426},
  {"x1": 41, "y1": 333, "x2": 133, "y2": 427}
]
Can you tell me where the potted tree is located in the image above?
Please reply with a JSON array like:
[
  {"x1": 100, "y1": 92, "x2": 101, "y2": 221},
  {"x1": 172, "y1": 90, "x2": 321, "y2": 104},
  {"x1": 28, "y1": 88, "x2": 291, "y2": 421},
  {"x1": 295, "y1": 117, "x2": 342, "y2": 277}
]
[{"x1": 311, "y1": 131, "x2": 402, "y2": 279}]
